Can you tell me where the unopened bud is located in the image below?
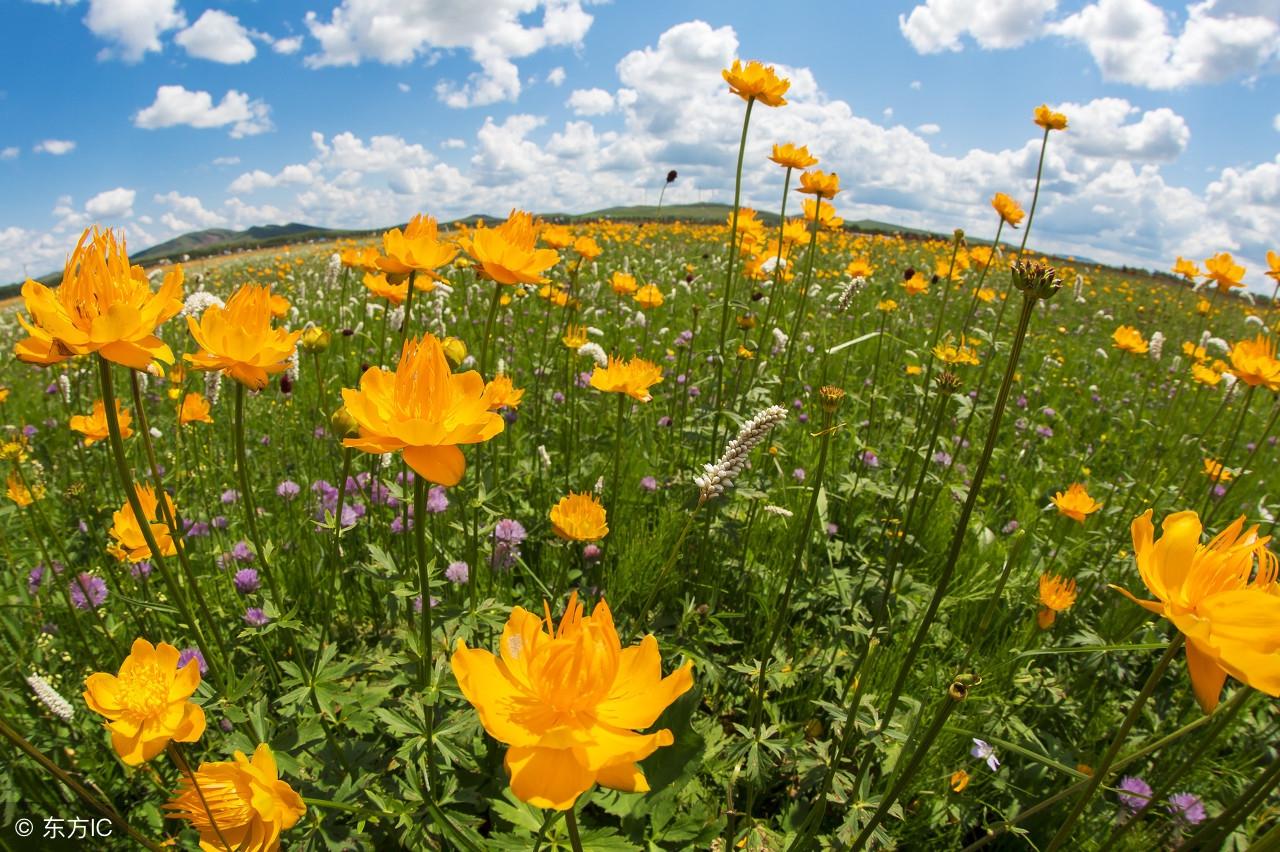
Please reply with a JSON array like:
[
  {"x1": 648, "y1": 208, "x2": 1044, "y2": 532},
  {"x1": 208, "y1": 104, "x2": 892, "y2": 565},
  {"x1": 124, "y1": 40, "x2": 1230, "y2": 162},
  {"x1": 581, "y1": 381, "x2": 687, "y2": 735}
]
[
  {"x1": 330, "y1": 406, "x2": 359, "y2": 438},
  {"x1": 442, "y1": 337, "x2": 468, "y2": 367},
  {"x1": 300, "y1": 326, "x2": 332, "y2": 353},
  {"x1": 818, "y1": 385, "x2": 846, "y2": 415}
]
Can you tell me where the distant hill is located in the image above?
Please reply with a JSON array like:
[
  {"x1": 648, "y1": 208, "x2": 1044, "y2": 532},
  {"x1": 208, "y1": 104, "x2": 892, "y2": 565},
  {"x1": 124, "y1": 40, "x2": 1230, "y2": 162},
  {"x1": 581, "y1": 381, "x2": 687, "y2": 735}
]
[{"x1": 129, "y1": 222, "x2": 377, "y2": 264}]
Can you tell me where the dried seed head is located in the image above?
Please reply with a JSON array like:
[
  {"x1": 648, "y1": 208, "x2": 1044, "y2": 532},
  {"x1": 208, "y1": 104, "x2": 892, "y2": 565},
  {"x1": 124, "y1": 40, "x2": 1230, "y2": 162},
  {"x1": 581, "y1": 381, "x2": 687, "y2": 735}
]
[
  {"x1": 936, "y1": 371, "x2": 962, "y2": 395},
  {"x1": 818, "y1": 385, "x2": 846, "y2": 414},
  {"x1": 1011, "y1": 260, "x2": 1063, "y2": 300}
]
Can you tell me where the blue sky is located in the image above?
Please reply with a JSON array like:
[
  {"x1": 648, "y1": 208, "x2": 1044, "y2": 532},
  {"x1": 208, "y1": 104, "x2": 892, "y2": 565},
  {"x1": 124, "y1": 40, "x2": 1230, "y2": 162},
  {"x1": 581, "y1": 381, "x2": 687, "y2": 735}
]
[{"x1": 2, "y1": 0, "x2": 1278, "y2": 287}]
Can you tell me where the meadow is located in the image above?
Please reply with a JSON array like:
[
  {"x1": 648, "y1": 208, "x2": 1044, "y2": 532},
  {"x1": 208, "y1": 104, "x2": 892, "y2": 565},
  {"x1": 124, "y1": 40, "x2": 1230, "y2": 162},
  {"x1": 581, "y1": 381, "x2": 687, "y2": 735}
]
[{"x1": 3, "y1": 62, "x2": 1280, "y2": 851}]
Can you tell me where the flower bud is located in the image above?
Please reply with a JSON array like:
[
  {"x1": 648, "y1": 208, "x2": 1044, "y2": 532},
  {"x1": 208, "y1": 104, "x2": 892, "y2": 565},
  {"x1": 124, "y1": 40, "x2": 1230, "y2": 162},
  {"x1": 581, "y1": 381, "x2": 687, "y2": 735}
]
[
  {"x1": 300, "y1": 326, "x2": 332, "y2": 353},
  {"x1": 330, "y1": 406, "x2": 359, "y2": 438},
  {"x1": 442, "y1": 337, "x2": 468, "y2": 367},
  {"x1": 1010, "y1": 260, "x2": 1063, "y2": 301}
]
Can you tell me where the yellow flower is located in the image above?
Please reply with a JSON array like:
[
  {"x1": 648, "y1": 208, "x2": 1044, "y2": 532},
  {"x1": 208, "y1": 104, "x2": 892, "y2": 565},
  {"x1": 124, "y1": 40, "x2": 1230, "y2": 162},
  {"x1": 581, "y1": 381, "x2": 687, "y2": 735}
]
[
  {"x1": 802, "y1": 198, "x2": 843, "y2": 229},
  {"x1": 610, "y1": 271, "x2": 638, "y2": 296},
  {"x1": 1052, "y1": 483, "x2": 1102, "y2": 523},
  {"x1": 70, "y1": 399, "x2": 132, "y2": 446},
  {"x1": 589, "y1": 356, "x2": 663, "y2": 402},
  {"x1": 562, "y1": 325, "x2": 589, "y2": 350},
  {"x1": 737, "y1": 345, "x2": 754, "y2": 360},
  {"x1": 451, "y1": 593, "x2": 691, "y2": 810},
  {"x1": 846, "y1": 258, "x2": 873, "y2": 279},
  {"x1": 634, "y1": 284, "x2": 664, "y2": 310},
  {"x1": 299, "y1": 325, "x2": 332, "y2": 353},
  {"x1": 1192, "y1": 363, "x2": 1222, "y2": 386},
  {"x1": 1228, "y1": 334, "x2": 1280, "y2": 391},
  {"x1": 976, "y1": 287, "x2": 996, "y2": 303},
  {"x1": 186, "y1": 285, "x2": 301, "y2": 391},
  {"x1": 363, "y1": 271, "x2": 409, "y2": 305},
  {"x1": 541, "y1": 224, "x2": 574, "y2": 250},
  {"x1": 482, "y1": 374, "x2": 525, "y2": 410},
  {"x1": 1266, "y1": 250, "x2": 1280, "y2": 283},
  {"x1": 905, "y1": 364, "x2": 922, "y2": 376},
  {"x1": 377, "y1": 214, "x2": 458, "y2": 278},
  {"x1": 1034, "y1": 104, "x2": 1068, "y2": 131},
  {"x1": 465, "y1": 210, "x2": 561, "y2": 285},
  {"x1": 108, "y1": 484, "x2": 177, "y2": 563},
  {"x1": 769, "y1": 143, "x2": 817, "y2": 170},
  {"x1": 1037, "y1": 574, "x2": 1078, "y2": 628},
  {"x1": 178, "y1": 392, "x2": 213, "y2": 425},
  {"x1": 83, "y1": 638, "x2": 205, "y2": 765},
  {"x1": 932, "y1": 335, "x2": 980, "y2": 366},
  {"x1": 441, "y1": 336, "x2": 468, "y2": 367},
  {"x1": 797, "y1": 169, "x2": 840, "y2": 199},
  {"x1": 550, "y1": 493, "x2": 609, "y2": 541},
  {"x1": 1114, "y1": 510, "x2": 1280, "y2": 712},
  {"x1": 6, "y1": 472, "x2": 43, "y2": 507},
  {"x1": 165, "y1": 743, "x2": 305, "y2": 852},
  {"x1": 990, "y1": 192, "x2": 1025, "y2": 228},
  {"x1": 950, "y1": 769, "x2": 970, "y2": 793},
  {"x1": 267, "y1": 293, "x2": 291, "y2": 318},
  {"x1": 15, "y1": 228, "x2": 183, "y2": 369},
  {"x1": 1182, "y1": 341, "x2": 1208, "y2": 362},
  {"x1": 1203, "y1": 252, "x2": 1245, "y2": 292},
  {"x1": 340, "y1": 245, "x2": 381, "y2": 272},
  {"x1": 722, "y1": 60, "x2": 789, "y2": 107},
  {"x1": 1172, "y1": 256, "x2": 1201, "y2": 280},
  {"x1": 1197, "y1": 298, "x2": 1212, "y2": 316},
  {"x1": 0, "y1": 387, "x2": 8, "y2": 403},
  {"x1": 1203, "y1": 458, "x2": 1234, "y2": 483},
  {"x1": 574, "y1": 236, "x2": 603, "y2": 260},
  {"x1": 903, "y1": 272, "x2": 930, "y2": 296},
  {"x1": 877, "y1": 299, "x2": 898, "y2": 313},
  {"x1": 341, "y1": 335, "x2": 503, "y2": 486},
  {"x1": 1112, "y1": 325, "x2": 1149, "y2": 355}
]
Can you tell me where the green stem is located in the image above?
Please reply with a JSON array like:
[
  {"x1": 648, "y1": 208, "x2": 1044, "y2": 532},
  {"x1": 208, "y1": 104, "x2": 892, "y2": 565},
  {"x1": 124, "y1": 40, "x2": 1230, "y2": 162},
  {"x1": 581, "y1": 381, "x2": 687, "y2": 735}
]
[
  {"x1": 414, "y1": 473, "x2": 436, "y2": 786},
  {"x1": 565, "y1": 806, "x2": 585, "y2": 852},
  {"x1": 778, "y1": 202, "x2": 823, "y2": 396},
  {"x1": 478, "y1": 280, "x2": 504, "y2": 377},
  {"x1": 233, "y1": 382, "x2": 284, "y2": 607}
]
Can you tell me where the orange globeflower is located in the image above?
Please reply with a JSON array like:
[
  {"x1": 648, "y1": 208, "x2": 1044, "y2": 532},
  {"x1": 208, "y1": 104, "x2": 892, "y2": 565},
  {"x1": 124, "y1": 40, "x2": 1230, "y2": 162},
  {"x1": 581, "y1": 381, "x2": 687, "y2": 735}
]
[
  {"x1": 1112, "y1": 325, "x2": 1149, "y2": 355},
  {"x1": 1037, "y1": 574, "x2": 1078, "y2": 628},
  {"x1": 1052, "y1": 483, "x2": 1102, "y2": 523},
  {"x1": 70, "y1": 399, "x2": 132, "y2": 446},
  {"x1": 574, "y1": 236, "x2": 603, "y2": 260},
  {"x1": 1172, "y1": 257, "x2": 1201, "y2": 280},
  {"x1": 634, "y1": 284, "x2": 664, "y2": 310},
  {"x1": 166, "y1": 743, "x2": 306, "y2": 851},
  {"x1": 722, "y1": 59, "x2": 789, "y2": 107},
  {"x1": 107, "y1": 484, "x2": 177, "y2": 563},
  {"x1": 550, "y1": 493, "x2": 609, "y2": 541},
  {"x1": 6, "y1": 472, "x2": 43, "y2": 507},
  {"x1": 991, "y1": 193, "x2": 1025, "y2": 228},
  {"x1": 1192, "y1": 363, "x2": 1222, "y2": 386},
  {"x1": 1266, "y1": 250, "x2": 1280, "y2": 283},
  {"x1": 846, "y1": 258, "x2": 873, "y2": 279},
  {"x1": 797, "y1": 169, "x2": 840, "y2": 199},
  {"x1": 363, "y1": 271, "x2": 408, "y2": 305},
  {"x1": 1203, "y1": 252, "x2": 1245, "y2": 292},
  {"x1": 465, "y1": 210, "x2": 560, "y2": 286},
  {"x1": 1228, "y1": 334, "x2": 1280, "y2": 391},
  {"x1": 178, "y1": 392, "x2": 213, "y2": 425},
  {"x1": 903, "y1": 272, "x2": 929, "y2": 296},
  {"x1": 1034, "y1": 104, "x2": 1068, "y2": 131},
  {"x1": 1203, "y1": 458, "x2": 1234, "y2": 483},
  {"x1": 590, "y1": 356, "x2": 663, "y2": 402},
  {"x1": 610, "y1": 271, "x2": 638, "y2": 296},
  {"x1": 340, "y1": 245, "x2": 381, "y2": 272},
  {"x1": 83, "y1": 638, "x2": 206, "y2": 765},
  {"x1": 769, "y1": 142, "x2": 817, "y2": 170},
  {"x1": 541, "y1": 224, "x2": 574, "y2": 250},
  {"x1": 482, "y1": 375, "x2": 525, "y2": 411},
  {"x1": 186, "y1": 285, "x2": 302, "y2": 391},
  {"x1": 562, "y1": 325, "x2": 589, "y2": 350},
  {"x1": 376, "y1": 214, "x2": 458, "y2": 279},
  {"x1": 802, "y1": 199, "x2": 843, "y2": 230},
  {"x1": 950, "y1": 770, "x2": 971, "y2": 793},
  {"x1": 1114, "y1": 510, "x2": 1280, "y2": 712},
  {"x1": 267, "y1": 293, "x2": 291, "y2": 318},
  {"x1": 341, "y1": 335, "x2": 503, "y2": 486},
  {"x1": 451, "y1": 593, "x2": 692, "y2": 810},
  {"x1": 15, "y1": 228, "x2": 183, "y2": 369}
]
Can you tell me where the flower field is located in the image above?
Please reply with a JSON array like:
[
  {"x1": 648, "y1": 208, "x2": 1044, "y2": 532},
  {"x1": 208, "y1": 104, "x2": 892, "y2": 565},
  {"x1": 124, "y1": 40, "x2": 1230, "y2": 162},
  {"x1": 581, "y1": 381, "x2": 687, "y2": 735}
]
[{"x1": 5, "y1": 65, "x2": 1280, "y2": 851}]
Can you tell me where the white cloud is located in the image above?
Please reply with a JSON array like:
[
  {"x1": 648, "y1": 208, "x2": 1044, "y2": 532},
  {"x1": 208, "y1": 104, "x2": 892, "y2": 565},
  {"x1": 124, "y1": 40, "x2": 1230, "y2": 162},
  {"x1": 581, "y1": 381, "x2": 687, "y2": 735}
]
[
  {"x1": 1055, "y1": 97, "x2": 1190, "y2": 160},
  {"x1": 272, "y1": 35, "x2": 303, "y2": 55},
  {"x1": 174, "y1": 10, "x2": 256, "y2": 63},
  {"x1": 883, "y1": 107, "x2": 894, "y2": 119},
  {"x1": 83, "y1": 0, "x2": 185, "y2": 62},
  {"x1": 398, "y1": 82, "x2": 411, "y2": 92},
  {"x1": 910, "y1": 80, "x2": 923, "y2": 90},
  {"x1": 134, "y1": 86, "x2": 273, "y2": 138},
  {"x1": 2, "y1": 146, "x2": 20, "y2": 159},
  {"x1": 567, "y1": 87, "x2": 615, "y2": 115},
  {"x1": 303, "y1": 0, "x2": 594, "y2": 107},
  {"x1": 154, "y1": 190, "x2": 226, "y2": 231},
  {"x1": 442, "y1": 138, "x2": 467, "y2": 149},
  {"x1": 900, "y1": 0, "x2": 1058, "y2": 52},
  {"x1": 1274, "y1": 113, "x2": 1280, "y2": 131},
  {"x1": 228, "y1": 164, "x2": 315, "y2": 194},
  {"x1": 34, "y1": 139, "x2": 76, "y2": 155},
  {"x1": 547, "y1": 66, "x2": 566, "y2": 86},
  {"x1": 212, "y1": 155, "x2": 241, "y2": 166},
  {"x1": 84, "y1": 186, "x2": 136, "y2": 218},
  {"x1": 916, "y1": 123, "x2": 941, "y2": 135}
]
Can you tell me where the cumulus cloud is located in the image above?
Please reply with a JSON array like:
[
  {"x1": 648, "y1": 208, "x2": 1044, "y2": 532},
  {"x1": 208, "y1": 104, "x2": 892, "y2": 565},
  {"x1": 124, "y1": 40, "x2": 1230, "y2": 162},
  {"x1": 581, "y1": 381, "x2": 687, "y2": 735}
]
[
  {"x1": 134, "y1": 85, "x2": 273, "y2": 137},
  {"x1": 174, "y1": 9, "x2": 256, "y2": 63},
  {"x1": 900, "y1": 0, "x2": 1058, "y2": 52},
  {"x1": 272, "y1": 35, "x2": 303, "y2": 55},
  {"x1": 1055, "y1": 98, "x2": 1190, "y2": 160},
  {"x1": 154, "y1": 190, "x2": 226, "y2": 231},
  {"x1": 547, "y1": 66, "x2": 566, "y2": 86},
  {"x1": 303, "y1": 0, "x2": 594, "y2": 107},
  {"x1": 567, "y1": 87, "x2": 615, "y2": 115},
  {"x1": 83, "y1": 0, "x2": 185, "y2": 62},
  {"x1": 34, "y1": 139, "x2": 76, "y2": 155},
  {"x1": 1, "y1": 147, "x2": 19, "y2": 160},
  {"x1": 916, "y1": 123, "x2": 941, "y2": 135},
  {"x1": 84, "y1": 186, "x2": 136, "y2": 218}
]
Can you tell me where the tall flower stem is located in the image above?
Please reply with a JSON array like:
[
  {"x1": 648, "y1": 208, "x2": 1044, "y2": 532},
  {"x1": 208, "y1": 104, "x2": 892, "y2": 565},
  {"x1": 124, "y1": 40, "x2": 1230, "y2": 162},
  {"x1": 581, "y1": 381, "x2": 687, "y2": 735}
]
[
  {"x1": 233, "y1": 382, "x2": 284, "y2": 608},
  {"x1": 958, "y1": 220, "x2": 1005, "y2": 338},
  {"x1": 709, "y1": 97, "x2": 756, "y2": 457},
  {"x1": 1045, "y1": 634, "x2": 1185, "y2": 851},
  {"x1": 129, "y1": 373, "x2": 230, "y2": 682},
  {"x1": 413, "y1": 473, "x2": 437, "y2": 785},
  {"x1": 880, "y1": 288, "x2": 1040, "y2": 724},
  {"x1": 564, "y1": 807, "x2": 586, "y2": 852},
  {"x1": 1197, "y1": 383, "x2": 1256, "y2": 517},
  {"x1": 778, "y1": 202, "x2": 823, "y2": 395},
  {"x1": 605, "y1": 392, "x2": 626, "y2": 556},
  {"x1": 745, "y1": 167, "x2": 793, "y2": 402},
  {"x1": 0, "y1": 714, "x2": 164, "y2": 852},
  {"x1": 1017, "y1": 128, "x2": 1050, "y2": 260},
  {"x1": 850, "y1": 677, "x2": 973, "y2": 850},
  {"x1": 1205, "y1": 394, "x2": 1280, "y2": 527},
  {"x1": 399, "y1": 271, "x2": 418, "y2": 351},
  {"x1": 745, "y1": 398, "x2": 837, "y2": 820},
  {"x1": 97, "y1": 356, "x2": 212, "y2": 671},
  {"x1": 1176, "y1": 746, "x2": 1280, "y2": 850},
  {"x1": 478, "y1": 280, "x2": 504, "y2": 377}
]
